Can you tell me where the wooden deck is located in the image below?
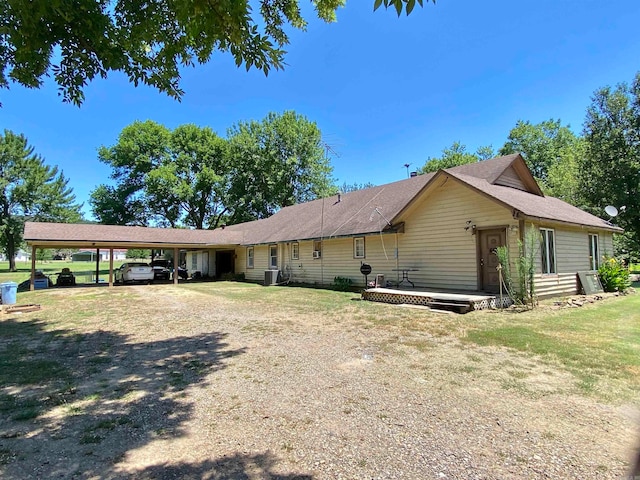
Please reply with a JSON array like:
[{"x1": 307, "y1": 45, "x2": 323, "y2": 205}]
[{"x1": 361, "y1": 287, "x2": 513, "y2": 313}]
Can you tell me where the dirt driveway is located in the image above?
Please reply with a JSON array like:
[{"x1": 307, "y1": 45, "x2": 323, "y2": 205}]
[{"x1": 0, "y1": 284, "x2": 638, "y2": 479}]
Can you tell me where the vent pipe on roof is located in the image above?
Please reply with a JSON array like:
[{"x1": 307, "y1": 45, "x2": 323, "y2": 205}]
[{"x1": 337, "y1": 192, "x2": 342, "y2": 203}]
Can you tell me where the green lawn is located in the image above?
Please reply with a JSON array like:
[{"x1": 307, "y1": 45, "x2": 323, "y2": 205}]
[
  {"x1": 0, "y1": 260, "x2": 130, "y2": 285},
  {"x1": 2, "y1": 280, "x2": 640, "y2": 403}
]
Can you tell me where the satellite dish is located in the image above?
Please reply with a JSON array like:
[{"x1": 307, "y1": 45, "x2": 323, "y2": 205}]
[{"x1": 605, "y1": 205, "x2": 618, "y2": 217}]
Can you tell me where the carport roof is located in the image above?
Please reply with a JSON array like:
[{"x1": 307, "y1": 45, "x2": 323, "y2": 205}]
[{"x1": 23, "y1": 222, "x2": 231, "y2": 248}]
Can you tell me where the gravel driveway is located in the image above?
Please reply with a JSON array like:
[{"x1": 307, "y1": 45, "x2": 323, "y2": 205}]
[{"x1": 0, "y1": 284, "x2": 637, "y2": 479}]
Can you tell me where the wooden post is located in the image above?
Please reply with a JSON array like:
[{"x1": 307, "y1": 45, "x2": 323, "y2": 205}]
[
  {"x1": 95, "y1": 248, "x2": 100, "y2": 284},
  {"x1": 109, "y1": 248, "x2": 114, "y2": 287},
  {"x1": 30, "y1": 245, "x2": 36, "y2": 291},
  {"x1": 173, "y1": 248, "x2": 179, "y2": 285}
]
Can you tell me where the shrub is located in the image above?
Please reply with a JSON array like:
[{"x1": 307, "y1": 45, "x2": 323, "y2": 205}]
[
  {"x1": 598, "y1": 257, "x2": 630, "y2": 292},
  {"x1": 332, "y1": 276, "x2": 353, "y2": 291}
]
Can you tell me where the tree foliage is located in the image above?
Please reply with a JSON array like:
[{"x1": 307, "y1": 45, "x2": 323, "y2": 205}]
[
  {"x1": 91, "y1": 121, "x2": 230, "y2": 229},
  {"x1": 499, "y1": 119, "x2": 585, "y2": 203},
  {"x1": 1, "y1": 0, "x2": 431, "y2": 105},
  {"x1": 226, "y1": 111, "x2": 336, "y2": 223},
  {"x1": 339, "y1": 181, "x2": 376, "y2": 193},
  {"x1": 0, "y1": 130, "x2": 82, "y2": 271},
  {"x1": 91, "y1": 112, "x2": 336, "y2": 228},
  {"x1": 580, "y1": 72, "x2": 640, "y2": 254},
  {"x1": 418, "y1": 142, "x2": 494, "y2": 174}
]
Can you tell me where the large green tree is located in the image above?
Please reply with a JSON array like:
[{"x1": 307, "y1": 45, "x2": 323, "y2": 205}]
[
  {"x1": 1, "y1": 0, "x2": 431, "y2": 105},
  {"x1": 90, "y1": 120, "x2": 170, "y2": 226},
  {"x1": 227, "y1": 111, "x2": 336, "y2": 223},
  {"x1": 418, "y1": 142, "x2": 494, "y2": 174},
  {"x1": 499, "y1": 119, "x2": 585, "y2": 202},
  {"x1": 580, "y1": 72, "x2": 640, "y2": 257},
  {"x1": 91, "y1": 121, "x2": 230, "y2": 229},
  {"x1": 0, "y1": 130, "x2": 82, "y2": 271},
  {"x1": 147, "y1": 124, "x2": 230, "y2": 229}
]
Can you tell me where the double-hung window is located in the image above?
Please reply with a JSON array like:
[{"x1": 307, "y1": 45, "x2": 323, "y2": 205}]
[
  {"x1": 247, "y1": 247, "x2": 254, "y2": 269},
  {"x1": 269, "y1": 245, "x2": 278, "y2": 269},
  {"x1": 588, "y1": 234, "x2": 599, "y2": 270},
  {"x1": 354, "y1": 237, "x2": 365, "y2": 259},
  {"x1": 540, "y1": 228, "x2": 556, "y2": 275},
  {"x1": 291, "y1": 242, "x2": 299, "y2": 260}
]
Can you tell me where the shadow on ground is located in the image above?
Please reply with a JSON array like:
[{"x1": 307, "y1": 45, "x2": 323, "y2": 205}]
[
  {"x1": 0, "y1": 316, "x2": 300, "y2": 478},
  {"x1": 130, "y1": 452, "x2": 313, "y2": 479}
]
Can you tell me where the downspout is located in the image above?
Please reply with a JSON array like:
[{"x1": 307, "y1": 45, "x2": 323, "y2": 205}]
[{"x1": 395, "y1": 232, "x2": 399, "y2": 286}]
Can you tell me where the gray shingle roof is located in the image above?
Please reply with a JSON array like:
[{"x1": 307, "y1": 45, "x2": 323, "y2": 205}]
[
  {"x1": 23, "y1": 222, "x2": 221, "y2": 246},
  {"x1": 24, "y1": 154, "x2": 620, "y2": 247},
  {"x1": 446, "y1": 171, "x2": 621, "y2": 231}
]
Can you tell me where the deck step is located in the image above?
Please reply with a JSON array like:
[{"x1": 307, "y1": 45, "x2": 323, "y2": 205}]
[{"x1": 361, "y1": 287, "x2": 512, "y2": 313}]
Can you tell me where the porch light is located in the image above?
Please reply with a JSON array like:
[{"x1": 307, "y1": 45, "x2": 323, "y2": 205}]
[{"x1": 464, "y1": 220, "x2": 476, "y2": 233}]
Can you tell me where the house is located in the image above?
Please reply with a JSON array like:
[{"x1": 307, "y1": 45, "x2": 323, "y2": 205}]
[
  {"x1": 23, "y1": 154, "x2": 621, "y2": 298},
  {"x1": 71, "y1": 249, "x2": 128, "y2": 262}
]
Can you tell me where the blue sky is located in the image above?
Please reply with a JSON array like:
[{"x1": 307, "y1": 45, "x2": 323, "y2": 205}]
[{"x1": 2, "y1": 0, "x2": 639, "y2": 218}]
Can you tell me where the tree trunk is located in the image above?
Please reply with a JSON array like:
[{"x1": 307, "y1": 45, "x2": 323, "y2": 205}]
[{"x1": 7, "y1": 234, "x2": 16, "y2": 272}]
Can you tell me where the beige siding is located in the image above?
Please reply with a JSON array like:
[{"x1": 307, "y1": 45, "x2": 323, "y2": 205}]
[
  {"x1": 495, "y1": 166, "x2": 527, "y2": 191},
  {"x1": 240, "y1": 245, "x2": 271, "y2": 283},
  {"x1": 185, "y1": 250, "x2": 210, "y2": 277},
  {"x1": 397, "y1": 177, "x2": 517, "y2": 290},
  {"x1": 526, "y1": 224, "x2": 616, "y2": 298},
  {"x1": 230, "y1": 178, "x2": 617, "y2": 299}
]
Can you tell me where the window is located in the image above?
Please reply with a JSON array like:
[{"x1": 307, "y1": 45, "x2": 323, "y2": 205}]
[
  {"x1": 313, "y1": 240, "x2": 322, "y2": 259},
  {"x1": 291, "y1": 242, "x2": 299, "y2": 260},
  {"x1": 354, "y1": 237, "x2": 365, "y2": 259},
  {"x1": 540, "y1": 228, "x2": 556, "y2": 274},
  {"x1": 191, "y1": 252, "x2": 198, "y2": 271},
  {"x1": 588, "y1": 234, "x2": 599, "y2": 270},
  {"x1": 269, "y1": 245, "x2": 278, "y2": 269},
  {"x1": 247, "y1": 247, "x2": 254, "y2": 269}
]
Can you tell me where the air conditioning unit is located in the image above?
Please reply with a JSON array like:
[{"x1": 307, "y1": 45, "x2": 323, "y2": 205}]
[
  {"x1": 313, "y1": 250, "x2": 321, "y2": 259},
  {"x1": 264, "y1": 269, "x2": 280, "y2": 286}
]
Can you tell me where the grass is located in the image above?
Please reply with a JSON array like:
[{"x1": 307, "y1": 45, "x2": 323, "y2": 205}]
[
  {"x1": 1, "y1": 281, "x2": 639, "y2": 406},
  {"x1": 462, "y1": 295, "x2": 640, "y2": 399},
  {"x1": 0, "y1": 259, "x2": 130, "y2": 285}
]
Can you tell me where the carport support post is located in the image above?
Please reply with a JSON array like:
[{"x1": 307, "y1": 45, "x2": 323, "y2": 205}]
[
  {"x1": 173, "y1": 248, "x2": 179, "y2": 285},
  {"x1": 30, "y1": 245, "x2": 36, "y2": 291},
  {"x1": 95, "y1": 249, "x2": 100, "y2": 284},
  {"x1": 109, "y1": 248, "x2": 113, "y2": 287}
]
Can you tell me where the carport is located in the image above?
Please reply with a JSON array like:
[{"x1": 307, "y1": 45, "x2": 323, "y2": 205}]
[{"x1": 22, "y1": 222, "x2": 238, "y2": 291}]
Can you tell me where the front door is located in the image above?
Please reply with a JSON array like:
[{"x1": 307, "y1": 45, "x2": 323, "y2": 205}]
[{"x1": 478, "y1": 229, "x2": 506, "y2": 293}]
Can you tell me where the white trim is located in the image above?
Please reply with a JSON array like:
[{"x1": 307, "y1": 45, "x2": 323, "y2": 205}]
[
  {"x1": 354, "y1": 237, "x2": 365, "y2": 259},
  {"x1": 247, "y1": 246, "x2": 254, "y2": 269},
  {"x1": 588, "y1": 233, "x2": 599, "y2": 270},
  {"x1": 540, "y1": 228, "x2": 557, "y2": 275}
]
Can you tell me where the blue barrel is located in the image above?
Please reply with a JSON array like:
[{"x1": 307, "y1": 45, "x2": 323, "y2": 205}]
[{"x1": 0, "y1": 282, "x2": 18, "y2": 305}]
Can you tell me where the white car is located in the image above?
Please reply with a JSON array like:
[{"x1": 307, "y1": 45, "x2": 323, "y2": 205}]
[{"x1": 115, "y1": 262, "x2": 155, "y2": 284}]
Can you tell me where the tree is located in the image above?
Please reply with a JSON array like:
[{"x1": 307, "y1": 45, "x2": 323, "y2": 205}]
[
  {"x1": 499, "y1": 119, "x2": 585, "y2": 202},
  {"x1": 0, "y1": 130, "x2": 82, "y2": 271},
  {"x1": 226, "y1": 111, "x2": 336, "y2": 223},
  {"x1": 1, "y1": 0, "x2": 432, "y2": 105},
  {"x1": 418, "y1": 142, "x2": 494, "y2": 174},
  {"x1": 339, "y1": 181, "x2": 376, "y2": 193},
  {"x1": 36, "y1": 248, "x2": 52, "y2": 262},
  {"x1": 147, "y1": 124, "x2": 230, "y2": 229},
  {"x1": 90, "y1": 120, "x2": 170, "y2": 226},
  {"x1": 91, "y1": 121, "x2": 230, "y2": 229},
  {"x1": 126, "y1": 249, "x2": 150, "y2": 260},
  {"x1": 580, "y1": 72, "x2": 640, "y2": 256}
]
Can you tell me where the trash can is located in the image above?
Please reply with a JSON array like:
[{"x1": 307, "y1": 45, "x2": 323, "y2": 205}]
[{"x1": 0, "y1": 282, "x2": 18, "y2": 305}]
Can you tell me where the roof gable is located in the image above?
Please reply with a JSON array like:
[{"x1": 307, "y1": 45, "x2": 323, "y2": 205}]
[{"x1": 447, "y1": 153, "x2": 543, "y2": 196}]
